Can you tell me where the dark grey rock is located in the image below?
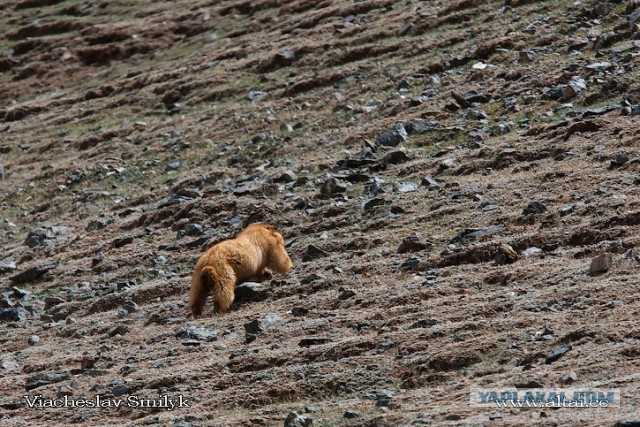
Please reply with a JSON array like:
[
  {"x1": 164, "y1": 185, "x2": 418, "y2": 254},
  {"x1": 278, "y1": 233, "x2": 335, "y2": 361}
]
[
  {"x1": 450, "y1": 226, "x2": 503, "y2": 244},
  {"x1": 10, "y1": 261, "x2": 58, "y2": 283},
  {"x1": 247, "y1": 91, "x2": 266, "y2": 101},
  {"x1": 106, "y1": 325, "x2": 129, "y2": 337},
  {"x1": 183, "y1": 223, "x2": 204, "y2": 237},
  {"x1": 113, "y1": 236, "x2": 134, "y2": 248},
  {"x1": 383, "y1": 150, "x2": 410, "y2": 164},
  {"x1": 112, "y1": 384, "x2": 131, "y2": 397},
  {"x1": 291, "y1": 307, "x2": 309, "y2": 317},
  {"x1": 545, "y1": 345, "x2": 571, "y2": 364},
  {"x1": 610, "y1": 154, "x2": 629, "y2": 169},
  {"x1": 400, "y1": 257, "x2": 420, "y2": 270},
  {"x1": 25, "y1": 372, "x2": 70, "y2": 391},
  {"x1": 376, "y1": 123, "x2": 408, "y2": 147},
  {"x1": 0, "y1": 307, "x2": 30, "y2": 322},
  {"x1": 495, "y1": 243, "x2": 518, "y2": 265},
  {"x1": 11, "y1": 286, "x2": 31, "y2": 299},
  {"x1": 523, "y1": 201, "x2": 547, "y2": 215},
  {"x1": 284, "y1": 412, "x2": 312, "y2": 427},
  {"x1": 44, "y1": 296, "x2": 65, "y2": 310},
  {"x1": 320, "y1": 177, "x2": 347, "y2": 197},
  {"x1": 562, "y1": 76, "x2": 586, "y2": 100},
  {"x1": 165, "y1": 160, "x2": 181, "y2": 172},
  {"x1": 363, "y1": 197, "x2": 386, "y2": 211},
  {"x1": 344, "y1": 410, "x2": 361, "y2": 419},
  {"x1": 560, "y1": 370, "x2": 577, "y2": 385},
  {"x1": 338, "y1": 288, "x2": 356, "y2": 300},
  {"x1": 589, "y1": 253, "x2": 613, "y2": 275},
  {"x1": 174, "y1": 325, "x2": 219, "y2": 342},
  {"x1": 363, "y1": 178, "x2": 384, "y2": 197},
  {"x1": 0, "y1": 259, "x2": 17, "y2": 273},
  {"x1": 302, "y1": 245, "x2": 329, "y2": 262},
  {"x1": 396, "y1": 182, "x2": 419, "y2": 193},
  {"x1": 299, "y1": 337, "x2": 331, "y2": 347},
  {"x1": 614, "y1": 420, "x2": 640, "y2": 427},
  {"x1": 24, "y1": 228, "x2": 51, "y2": 248},
  {"x1": 301, "y1": 273, "x2": 326, "y2": 284},
  {"x1": 421, "y1": 176, "x2": 439, "y2": 189},
  {"x1": 397, "y1": 234, "x2": 431, "y2": 254},
  {"x1": 410, "y1": 318, "x2": 438, "y2": 328}
]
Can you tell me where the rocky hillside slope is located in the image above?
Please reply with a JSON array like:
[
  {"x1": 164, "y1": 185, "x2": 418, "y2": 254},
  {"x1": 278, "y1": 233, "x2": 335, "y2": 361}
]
[{"x1": 1, "y1": 0, "x2": 640, "y2": 425}]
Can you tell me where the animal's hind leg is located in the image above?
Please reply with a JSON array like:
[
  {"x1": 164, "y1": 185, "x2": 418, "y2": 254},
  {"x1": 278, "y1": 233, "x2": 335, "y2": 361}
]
[
  {"x1": 213, "y1": 264, "x2": 237, "y2": 313},
  {"x1": 190, "y1": 266, "x2": 216, "y2": 317},
  {"x1": 269, "y1": 244, "x2": 293, "y2": 273}
]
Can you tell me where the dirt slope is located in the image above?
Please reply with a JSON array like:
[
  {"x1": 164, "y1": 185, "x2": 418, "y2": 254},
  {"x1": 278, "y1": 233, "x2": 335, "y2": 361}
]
[{"x1": 1, "y1": 0, "x2": 640, "y2": 426}]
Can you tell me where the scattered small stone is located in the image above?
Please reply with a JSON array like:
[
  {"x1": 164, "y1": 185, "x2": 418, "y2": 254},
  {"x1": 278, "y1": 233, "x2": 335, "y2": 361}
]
[
  {"x1": 25, "y1": 372, "x2": 70, "y2": 391},
  {"x1": 614, "y1": 420, "x2": 640, "y2": 427},
  {"x1": 371, "y1": 390, "x2": 394, "y2": 408},
  {"x1": 302, "y1": 245, "x2": 329, "y2": 262},
  {"x1": 11, "y1": 286, "x2": 31, "y2": 299},
  {"x1": 175, "y1": 325, "x2": 220, "y2": 342},
  {"x1": 299, "y1": 337, "x2": 331, "y2": 347},
  {"x1": 44, "y1": 295, "x2": 65, "y2": 310},
  {"x1": 437, "y1": 158, "x2": 456, "y2": 173},
  {"x1": 81, "y1": 354, "x2": 98, "y2": 370},
  {"x1": 589, "y1": 253, "x2": 613, "y2": 275},
  {"x1": 284, "y1": 412, "x2": 312, "y2": 427},
  {"x1": 343, "y1": 410, "x2": 361, "y2": 419},
  {"x1": 495, "y1": 243, "x2": 518, "y2": 265},
  {"x1": 523, "y1": 201, "x2": 547, "y2": 215},
  {"x1": 291, "y1": 306, "x2": 309, "y2": 317},
  {"x1": 0, "y1": 307, "x2": 30, "y2": 322},
  {"x1": 28, "y1": 335, "x2": 39, "y2": 345},
  {"x1": 400, "y1": 257, "x2": 420, "y2": 270},
  {"x1": 57, "y1": 384, "x2": 74, "y2": 397},
  {"x1": 521, "y1": 247, "x2": 542, "y2": 257},
  {"x1": 558, "y1": 205, "x2": 574, "y2": 216},
  {"x1": 410, "y1": 318, "x2": 438, "y2": 328},
  {"x1": 383, "y1": 150, "x2": 410, "y2": 164},
  {"x1": 395, "y1": 182, "x2": 419, "y2": 193},
  {"x1": 106, "y1": 325, "x2": 129, "y2": 337},
  {"x1": 562, "y1": 76, "x2": 587, "y2": 100},
  {"x1": 560, "y1": 370, "x2": 577, "y2": 385},
  {"x1": 545, "y1": 345, "x2": 571, "y2": 364},
  {"x1": 25, "y1": 228, "x2": 51, "y2": 247},
  {"x1": 363, "y1": 197, "x2": 386, "y2": 211},
  {"x1": 247, "y1": 91, "x2": 266, "y2": 101},
  {"x1": 498, "y1": 122, "x2": 513, "y2": 134},
  {"x1": 165, "y1": 160, "x2": 181, "y2": 172},
  {"x1": 274, "y1": 170, "x2": 298, "y2": 183},
  {"x1": 610, "y1": 154, "x2": 629, "y2": 169},
  {"x1": 376, "y1": 123, "x2": 408, "y2": 147},
  {"x1": 301, "y1": 273, "x2": 326, "y2": 284},
  {"x1": 112, "y1": 384, "x2": 131, "y2": 397},
  {"x1": 338, "y1": 288, "x2": 356, "y2": 300},
  {"x1": 113, "y1": 236, "x2": 134, "y2": 248},
  {"x1": 468, "y1": 134, "x2": 484, "y2": 148},
  {"x1": 0, "y1": 259, "x2": 17, "y2": 273},
  {"x1": 397, "y1": 234, "x2": 431, "y2": 254},
  {"x1": 320, "y1": 177, "x2": 347, "y2": 197},
  {"x1": 421, "y1": 176, "x2": 439, "y2": 189}
]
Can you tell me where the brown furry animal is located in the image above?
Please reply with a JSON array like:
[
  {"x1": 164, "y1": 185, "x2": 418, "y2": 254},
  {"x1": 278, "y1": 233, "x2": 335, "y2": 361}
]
[{"x1": 188, "y1": 223, "x2": 293, "y2": 316}]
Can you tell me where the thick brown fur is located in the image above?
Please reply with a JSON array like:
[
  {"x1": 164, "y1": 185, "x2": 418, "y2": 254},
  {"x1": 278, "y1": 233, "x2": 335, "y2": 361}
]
[{"x1": 188, "y1": 223, "x2": 293, "y2": 317}]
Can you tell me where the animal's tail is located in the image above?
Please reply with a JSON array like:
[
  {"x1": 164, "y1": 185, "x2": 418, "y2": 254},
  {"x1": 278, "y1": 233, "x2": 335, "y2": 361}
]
[{"x1": 188, "y1": 265, "x2": 218, "y2": 317}]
